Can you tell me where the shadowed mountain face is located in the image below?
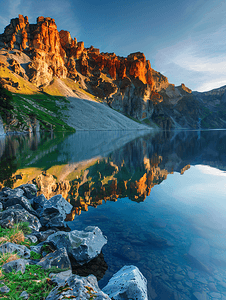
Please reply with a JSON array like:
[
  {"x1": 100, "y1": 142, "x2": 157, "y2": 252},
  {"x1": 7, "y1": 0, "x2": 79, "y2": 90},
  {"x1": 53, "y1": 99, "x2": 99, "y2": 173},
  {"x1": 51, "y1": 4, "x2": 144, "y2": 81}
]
[
  {"x1": 1, "y1": 15, "x2": 226, "y2": 130},
  {"x1": 0, "y1": 129, "x2": 226, "y2": 218}
]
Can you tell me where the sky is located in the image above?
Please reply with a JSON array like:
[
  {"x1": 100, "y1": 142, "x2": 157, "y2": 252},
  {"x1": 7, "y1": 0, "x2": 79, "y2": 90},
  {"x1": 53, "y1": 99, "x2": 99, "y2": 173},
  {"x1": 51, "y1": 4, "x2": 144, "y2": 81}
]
[{"x1": 0, "y1": 0, "x2": 226, "y2": 92}]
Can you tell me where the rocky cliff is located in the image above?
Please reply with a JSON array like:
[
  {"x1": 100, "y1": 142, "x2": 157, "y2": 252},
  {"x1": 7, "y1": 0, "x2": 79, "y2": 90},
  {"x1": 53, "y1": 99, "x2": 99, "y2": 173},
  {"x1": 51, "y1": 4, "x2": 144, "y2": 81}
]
[{"x1": 0, "y1": 15, "x2": 226, "y2": 129}]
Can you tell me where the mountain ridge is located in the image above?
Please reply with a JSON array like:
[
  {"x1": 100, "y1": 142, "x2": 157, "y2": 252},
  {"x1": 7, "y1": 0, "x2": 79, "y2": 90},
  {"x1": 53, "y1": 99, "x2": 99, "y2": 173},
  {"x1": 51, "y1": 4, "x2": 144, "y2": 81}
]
[{"x1": 0, "y1": 14, "x2": 226, "y2": 131}]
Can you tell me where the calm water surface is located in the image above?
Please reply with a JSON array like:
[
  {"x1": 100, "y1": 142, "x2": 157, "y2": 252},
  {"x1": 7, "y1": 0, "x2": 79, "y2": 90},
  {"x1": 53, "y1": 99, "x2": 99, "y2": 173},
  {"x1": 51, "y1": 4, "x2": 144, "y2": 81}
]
[{"x1": 1, "y1": 129, "x2": 226, "y2": 300}]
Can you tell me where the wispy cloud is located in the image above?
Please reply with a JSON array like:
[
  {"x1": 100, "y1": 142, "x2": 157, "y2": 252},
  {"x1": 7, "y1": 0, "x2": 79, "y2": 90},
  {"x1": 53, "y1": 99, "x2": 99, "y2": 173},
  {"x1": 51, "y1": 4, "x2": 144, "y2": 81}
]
[{"x1": 155, "y1": 25, "x2": 226, "y2": 92}]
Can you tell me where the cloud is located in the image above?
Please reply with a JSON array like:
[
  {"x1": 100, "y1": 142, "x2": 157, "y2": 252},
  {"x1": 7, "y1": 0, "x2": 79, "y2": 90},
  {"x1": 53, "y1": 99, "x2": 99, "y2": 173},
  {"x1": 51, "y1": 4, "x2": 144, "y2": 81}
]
[{"x1": 154, "y1": 25, "x2": 226, "y2": 92}]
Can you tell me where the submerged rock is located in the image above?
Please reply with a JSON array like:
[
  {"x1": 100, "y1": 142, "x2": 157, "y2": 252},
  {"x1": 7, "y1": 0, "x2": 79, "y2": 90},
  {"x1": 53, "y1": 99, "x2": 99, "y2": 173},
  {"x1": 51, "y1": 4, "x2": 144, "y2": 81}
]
[
  {"x1": 46, "y1": 274, "x2": 111, "y2": 300},
  {"x1": 102, "y1": 265, "x2": 148, "y2": 300},
  {"x1": 46, "y1": 226, "x2": 107, "y2": 265}
]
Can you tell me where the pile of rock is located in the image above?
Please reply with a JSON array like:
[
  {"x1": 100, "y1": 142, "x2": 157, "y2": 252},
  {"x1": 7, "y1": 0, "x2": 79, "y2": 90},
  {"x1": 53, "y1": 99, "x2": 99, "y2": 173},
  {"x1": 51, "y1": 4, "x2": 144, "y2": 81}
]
[{"x1": 0, "y1": 184, "x2": 148, "y2": 299}]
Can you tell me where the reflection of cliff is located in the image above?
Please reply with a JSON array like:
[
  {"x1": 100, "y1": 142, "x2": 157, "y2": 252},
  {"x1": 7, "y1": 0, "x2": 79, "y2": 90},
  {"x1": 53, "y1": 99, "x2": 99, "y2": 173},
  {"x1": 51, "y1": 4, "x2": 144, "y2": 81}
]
[
  {"x1": 1, "y1": 130, "x2": 226, "y2": 217},
  {"x1": 67, "y1": 156, "x2": 170, "y2": 215}
]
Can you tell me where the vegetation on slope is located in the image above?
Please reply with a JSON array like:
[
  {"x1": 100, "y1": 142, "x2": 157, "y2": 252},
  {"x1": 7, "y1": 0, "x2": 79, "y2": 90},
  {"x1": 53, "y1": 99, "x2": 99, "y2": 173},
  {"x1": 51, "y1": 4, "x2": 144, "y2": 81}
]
[{"x1": 0, "y1": 83, "x2": 75, "y2": 132}]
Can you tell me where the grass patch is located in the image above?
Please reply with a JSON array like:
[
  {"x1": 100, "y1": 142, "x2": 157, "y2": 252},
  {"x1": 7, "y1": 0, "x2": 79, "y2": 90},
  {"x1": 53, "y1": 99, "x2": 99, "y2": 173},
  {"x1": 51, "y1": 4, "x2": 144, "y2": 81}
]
[
  {"x1": 11, "y1": 93, "x2": 75, "y2": 132},
  {"x1": 0, "y1": 222, "x2": 31, "y2": 246},
  {"x1": 1, "y1": 265, "x2": 58, "y2": 300}
]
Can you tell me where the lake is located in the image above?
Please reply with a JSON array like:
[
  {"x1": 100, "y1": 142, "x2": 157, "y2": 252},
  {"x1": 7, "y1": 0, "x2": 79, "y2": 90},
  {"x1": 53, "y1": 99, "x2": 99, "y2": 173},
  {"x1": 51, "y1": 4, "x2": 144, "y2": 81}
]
[{"x1": 1, "y1": 129, "x2": 226, "y2": 300}]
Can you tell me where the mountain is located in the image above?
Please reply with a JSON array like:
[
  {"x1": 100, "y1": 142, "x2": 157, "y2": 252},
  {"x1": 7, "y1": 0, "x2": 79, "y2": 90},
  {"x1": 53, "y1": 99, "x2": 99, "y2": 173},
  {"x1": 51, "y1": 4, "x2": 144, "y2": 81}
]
[{"x1": 0, "y1": 14, "x2": 226, "y2": 131}]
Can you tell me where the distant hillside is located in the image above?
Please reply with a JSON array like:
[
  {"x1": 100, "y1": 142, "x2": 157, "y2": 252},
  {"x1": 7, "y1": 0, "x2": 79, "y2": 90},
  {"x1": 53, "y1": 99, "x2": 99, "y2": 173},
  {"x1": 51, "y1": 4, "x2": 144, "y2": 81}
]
[{"x1": 0, "y1": 14, "x2": 226, "y2": 131}]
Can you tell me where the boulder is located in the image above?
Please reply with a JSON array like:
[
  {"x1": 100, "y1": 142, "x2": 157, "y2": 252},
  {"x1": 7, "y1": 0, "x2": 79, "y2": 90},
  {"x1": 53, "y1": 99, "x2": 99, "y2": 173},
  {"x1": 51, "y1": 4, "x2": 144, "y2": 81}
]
[
  {"x1": 31, "y1": 194, "x2": 47, "y2": 215},
  {"x1": 2, "y1": 259, "x2": 29, "y2": 274},
  {"x1": 0, "y1": 187, "x2": 24, "y2": 200},
  {"x1": 39, "y1": 207, "x2": 65, "y2": 229},
  {"x1": 39, "y1": 194, "x2": 72, "y2": 229},
  {"x1": 0, "y1": 242, "x2": 30, "y2": 258},
  {"x1": 46, "y1": 226, "x2": 107, "y2": 265},
  {"x1": 102, "y1": 265, "x2": 148, "y2": 300},
  {"x1": 46, "y1": 274, "x2": 111, "y2": 300},
  {"x1": 32, "y1": 229, "x2": 56, "y2": 242},
  {"x1": 16, "y1": 184, "x2": 37, "y2": 199},
  {"x1": 49, "y1": 269, "x2": 72, "y2": 286},
  {"x1": 37, "y1": 247, "x2": 71, "y2": 270},
  {"x1": 0, "y1": 208, "x2": 41, "y2": 231},
  {"x1": 3, "y1": 196, "x2": 38, "y2": 217}
]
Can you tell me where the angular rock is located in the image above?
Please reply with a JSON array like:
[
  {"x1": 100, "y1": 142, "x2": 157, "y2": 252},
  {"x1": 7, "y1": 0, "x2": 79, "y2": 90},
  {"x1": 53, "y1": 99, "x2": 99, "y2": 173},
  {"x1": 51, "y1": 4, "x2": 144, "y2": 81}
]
[
  {"x1": 0, "y1": 187, "x2": 24, "y2": 201},
  {"x1": 0, "y1": 284, "x2": 10, "y2": 293},
  {"x1": 49, "y1": 269, "x2": 72, "y2": 286},
  {"x1": 46, "y1": 274, "x2": 111, "y2": 300},
  {"x1": 46, "y1": 226, "x2": 107, "y2": 265},
  {"x1": 2, "y1": 259, "x2": 29, "y2": 274},
  {"x1": 3, "y1": 196, "x2": 38, "y2": 218},
  {"x1": 31, "y1": 194, "x2": 47, "y2": 215},
  {"x1": 39, "y1": 194, "x2": 72, "y2": 229},
  {"x1": 41, "y1": 194, "x2": 72, "y2": 218},
  {"x1": 0, "y1": 242, "x2": 30, "y2": 258},
  {"x1": 102, "y1": 265, "x2": 148, "y2": 300},
  {"x1": 37, "y1": 247, "x2": 71, "y2": 270},
  {"x1": 40, "y1": 207, "x2": 65, "y2": 229},
  {"x1": 32, "y1": 229, "x2": 56, "y2": 242},
  {"x1": 16, "y1": 184, "x2": 37, "y2": 199},
  {"x1": 20, "y1": 291, "x2": 29, "y2": 299},
  {"x1": 0, "y1": 208, "x2": 41, "y2": 231},
  {"x1": 25, "y1": 234, "x2": 38, "y2": 243}
]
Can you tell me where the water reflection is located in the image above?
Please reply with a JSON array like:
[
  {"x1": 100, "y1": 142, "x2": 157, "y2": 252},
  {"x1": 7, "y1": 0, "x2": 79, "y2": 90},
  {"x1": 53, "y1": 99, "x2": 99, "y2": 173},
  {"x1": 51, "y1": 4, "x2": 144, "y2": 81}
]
[{"x1": 1, "y1": 130, "x2": 226, "y2": 299}]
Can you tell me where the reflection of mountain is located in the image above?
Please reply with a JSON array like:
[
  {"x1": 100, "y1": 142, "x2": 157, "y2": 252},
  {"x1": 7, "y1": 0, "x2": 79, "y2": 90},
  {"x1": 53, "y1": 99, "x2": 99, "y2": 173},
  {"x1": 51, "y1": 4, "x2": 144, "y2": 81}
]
[{"x1": 1, "y1": 130, "x2": 226, "y2": 215}]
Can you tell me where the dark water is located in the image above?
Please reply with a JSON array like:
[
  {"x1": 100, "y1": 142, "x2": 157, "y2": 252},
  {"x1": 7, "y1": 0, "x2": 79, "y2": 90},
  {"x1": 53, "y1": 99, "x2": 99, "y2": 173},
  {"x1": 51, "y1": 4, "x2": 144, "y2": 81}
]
[{"x1": 1, "y1": 129, "x2": 226, "y2": 300}]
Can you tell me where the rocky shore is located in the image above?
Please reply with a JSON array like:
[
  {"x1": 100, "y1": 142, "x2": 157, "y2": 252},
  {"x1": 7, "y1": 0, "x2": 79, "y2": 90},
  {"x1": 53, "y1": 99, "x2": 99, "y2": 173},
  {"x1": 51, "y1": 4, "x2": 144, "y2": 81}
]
[{"x1": 0, "y1": 184, "x2": 148, "y2": 299}]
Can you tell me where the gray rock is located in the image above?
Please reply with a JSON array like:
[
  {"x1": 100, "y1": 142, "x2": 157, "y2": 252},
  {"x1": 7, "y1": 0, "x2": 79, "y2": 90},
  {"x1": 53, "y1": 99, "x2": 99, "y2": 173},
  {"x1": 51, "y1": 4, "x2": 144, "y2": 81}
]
[
  {"x1": 32, "y1": 229, "x2": 56, "y2": 242},
  {"x1": 3, "y1": 196, "x2": 38, "y2": 217},
  {"x1": 41, "y1": 194, "x2": 72, "y2": 219},
  {"x1": 49, "y1": 269, "x2": 72, "y2": 286},
  {"x1": 46, "y1": 226, "x2": 107, "y2": 265},
  {"x1": 40, "y1": 207, "x2": 65, "y2": 229},
  {"x1": 16, "y1": 184, "x2": 37, "y2": 199},
  {"x1": 37, "y1": 247, "x2": 71, "y2": 270},
  {"x1": 39, "y1": 194, "x2": 72, "y2": 229},
  {"x1": 102, "y1": 265, "x2": 148, "y2": 300},
  {"x1": 0, "y1": 242, "x2": 30, "y2": 258},
  {"x1": 0, "y1": 208, "x2": 41, "y2": 231},
  {"x1": 0, "y1": 187, "x2": 24, "y2": 201},
  {"x1": 0, "y1": 284, "x2": 10, "y2": 293},
  {"x1": 2, "y1": 259, "x2": 29, "y2": 274},
  {"x1": 0, "y1": 202, "x2": 3, "y2": 211},
  {"x1": 32, "y1": 194, "x2": 47, "y2": 215},
  {"x1": 20, "y1": 291, "x2": 29, "y2": 299},
  {"x1": 25, "y1": 234, "x2": 38, "y2": 243},
  {"x1": 46, "y1": 274, "x2": 111, "y2": 300}
]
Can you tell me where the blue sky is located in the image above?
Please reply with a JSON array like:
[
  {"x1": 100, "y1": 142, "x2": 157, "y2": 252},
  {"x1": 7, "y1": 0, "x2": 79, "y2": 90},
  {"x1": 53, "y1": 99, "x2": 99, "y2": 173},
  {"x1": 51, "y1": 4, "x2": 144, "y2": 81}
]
[{"x1": 0, "y1": 0, "x2": 226, "y2": 92}]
